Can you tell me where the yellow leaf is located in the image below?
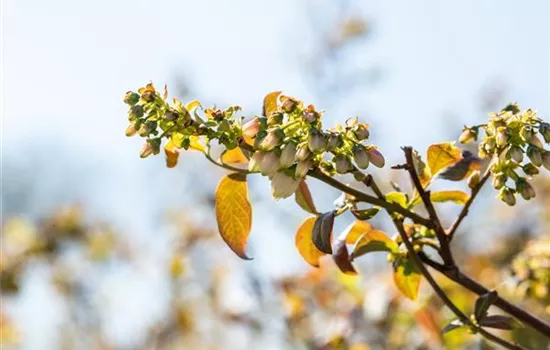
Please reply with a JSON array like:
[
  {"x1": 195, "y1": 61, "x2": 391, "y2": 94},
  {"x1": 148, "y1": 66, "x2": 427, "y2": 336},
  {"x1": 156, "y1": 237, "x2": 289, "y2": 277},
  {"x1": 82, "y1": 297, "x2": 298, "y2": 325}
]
[
  {"x1": 263, "y1": 91, "x2": 281, "y2": 116},
  {"x1": 385, "y1": 192, "x2": 408, "y2": 208},
  {"x1": 189, "y1": 136, "x2": 206, "y2": 152},
  {"x1": 185, "y1": 100, "x2": 202, "y2": 113},
  {"x1": 221, "y1": 147, "x2": 248, "y2": 164},
  {"x1": 430, "y1": 191, "x2": 469, "y2": 204},
  {"x1": 342, "y1": 221, "x2": 373, "y2": 244},
  {"x1": 215, "y1": 173, "x2": 253, "y2": 260},
  {"x1": 295, "y1": 180, "x2": 318, "y2": 214},
  {"x1": 350, "y1": 230, "x2": 397, "y2": 260},
  {"x1": 393, "y1": 258, "x2": 422, "y2": 300},
  {"x1": 295, "y1": 217, "x2": 325, "y2": 267},
  {"x1": 164, "y1": 140, "x2": 180, "y2": 168},
  {"x1": 427, "y1": 142, "x2": 462, "y2": 177}
]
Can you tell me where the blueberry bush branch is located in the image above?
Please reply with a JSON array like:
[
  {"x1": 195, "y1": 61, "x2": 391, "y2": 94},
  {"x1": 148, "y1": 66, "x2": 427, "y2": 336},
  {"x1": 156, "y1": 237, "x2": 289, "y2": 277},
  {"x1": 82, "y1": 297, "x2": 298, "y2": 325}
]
[{"x1": 123, "y1": 84, "x2": 550, "y2": 348}]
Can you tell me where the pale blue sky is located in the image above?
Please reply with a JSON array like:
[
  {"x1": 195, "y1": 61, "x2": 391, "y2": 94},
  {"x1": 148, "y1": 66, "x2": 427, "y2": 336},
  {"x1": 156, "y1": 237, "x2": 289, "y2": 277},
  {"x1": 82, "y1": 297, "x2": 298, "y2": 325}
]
[{"x1": 2, "y1": 1, "x2": 549, "y2": 349}]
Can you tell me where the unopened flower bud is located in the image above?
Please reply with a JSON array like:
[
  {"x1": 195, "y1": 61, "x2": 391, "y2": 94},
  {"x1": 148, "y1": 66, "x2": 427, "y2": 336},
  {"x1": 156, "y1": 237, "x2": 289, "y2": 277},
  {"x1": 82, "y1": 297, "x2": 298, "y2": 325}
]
[
  {"x1": 303, "y1": 109, "x2": 318, "y2": 123},
  {"x1": 254, "y1": 130, "x2": 268, "y2": 149},
  {"x1": 499, "y1": 187, "x2": 516, "y2": 206},
  {"x1": 125, "y1": 122, "x2": 138, "y2": 137},
  {"x1": 520, "y1": 125, "x2": 534, "y2": 142},
  {"x1": 163, "y1": 109, "x2": 179, "y2": 121},
  {"x1": 522, "y1": 163, "x2": 539, "y2": 176},
  {"x1": 367, "y1": 148, "x2": 385, "y2": 168},
  {"x1": 508, "y1": 146, "x2": 523, "y2": 163},
  {"x1": 527, "y1": 145, "x2": 542, "y2": 167},
  {"x1": 124, "y1": 91, "x2": 140, "y2": 106},
  {"x1": 259, "y1": 151, "x2": 280, "y2": 176},
  {"x1": 282, "y1": 98, "x2": 297, "y2": 113},
  {"x1": 484, "y1": 137, "x2": 496, "y2": 153},
  {"x1": 308, "y1": 130, "x2": 326, "y2": 153},
  {"x1": 529, "y1": 135, "x2": 544, "y2": 149},
  {"x1": 542, "y1": 151, "x2": 550, "y2": 171},
  {"x1": 496, "y1": 127, "x2": 509, "y2": 147},
  {"x1": 271, "y1": 171, "x2": 300, "y2": 199},
  {"x1": 267, "y1": 113, "x2": 284, "y2": 126},
  {"x1": 352, "y1": 145, "x2": 369, "y2": 169},
  {"x1": 280, "y1": 142, "x2": 297, "y2": 169},
  {"x1": 334, "y1": 155, "x2": 352, "y2": 174},
  {"x1": 140, "y1": 139, "x2": 160, "y2": 158},
  {"x1": 327, "y1": 133, "x2": 343, "y2": 151},
  {"x1": 242, "y1": 117, "x2": 261, "y2": 139},
  {"x1": 478, "y1": 143, "x2": 488, "y2": 159},
  {"x1": 492, "y1": 173, "x2": 507, "y2": 190},
  {"x1": 516, "y1": 178, "x2": 536, "y2": 200},
  {"x1": 138, "y1": 120, "x2": 157, "y2": 137},
  {"x1": 295, "y1": 160, "x2": 311, "y2": 178},
  {"x1": 141, "y1": 90, "x2": 156, "y2": 103},
  {"x1": 259, "y1": 129, "x2": 283, "y2": 151},
  {"x1": 467, "y1": 170, "x2": 481, "y2": 189},
  {"x1": 459, "y1": 127, "x2": 477, "y2": 144},
  {"x1": 248, "y1": 151, "x2": 264, "y2": 172},
  {"x1": 295, "y1": 144, "x2": 311, "y2": 161},
  {"x1": 353, "y1": 124, "x2": 370, "y2": 140},
  {"x1": 539, "y1": 122, "x2": 550, "y2": 143},
  {"x1": 129, "y1": 105, "x2": 144, "y2": 119}
]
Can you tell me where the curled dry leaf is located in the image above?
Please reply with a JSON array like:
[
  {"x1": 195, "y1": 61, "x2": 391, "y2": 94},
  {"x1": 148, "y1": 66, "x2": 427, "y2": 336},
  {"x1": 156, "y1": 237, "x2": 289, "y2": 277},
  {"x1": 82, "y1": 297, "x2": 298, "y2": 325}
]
[
  {"x1": 312, "y1": 212, "x2": 335, "y2": 254},
  {"x1": 295, "y1": 180, "x2": 318, "y2": 214}
]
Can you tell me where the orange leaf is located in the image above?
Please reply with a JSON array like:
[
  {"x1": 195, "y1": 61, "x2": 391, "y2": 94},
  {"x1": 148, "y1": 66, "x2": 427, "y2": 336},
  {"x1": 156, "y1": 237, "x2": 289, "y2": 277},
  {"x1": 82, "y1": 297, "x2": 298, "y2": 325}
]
[
  {"x1": 427, "y1": 142, "x2": 462, "y2": 177},
  {"x1": 393, "y1": 258, "x2": 422, "y2": 300},
  {"x1": 164, "y1": 140, "x2": 180, "y2": 168},
  {"x1": 263, "y1": 91, "x2": 281, "y2": 116},
  {"x1": 342, "y1": 221, "x2": 373, "y2": 244},
  {"x1": 215, "y1": 173, "x2": 253, "y2": 260},
  {"x1": 189, "y1": 136, "x2": 206, "y2": 152},
  {"x1": 350, "y1": 230, "x2": 397, "y2": 260},
  {"x1": 295, "y1": 217, "x2": 325, "y2": 267},
  {"x1": 221, "y1": 147, "x2": 248, "y2": 164},
  {"x1": 295, "y1": 180, "x2": 318, "y2": 214}
]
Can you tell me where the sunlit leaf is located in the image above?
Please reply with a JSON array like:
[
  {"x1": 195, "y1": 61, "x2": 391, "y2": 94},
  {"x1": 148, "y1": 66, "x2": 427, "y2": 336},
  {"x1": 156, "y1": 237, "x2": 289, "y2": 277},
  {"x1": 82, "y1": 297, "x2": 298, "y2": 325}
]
[
  {"x1": 350, "y1": 230, "x2": 397, "y2": 260},
  {"x1": 185, "y1": 100, "x2": 202, "y2": 113},
  {"x1": 312, "y1": 211, "x2": 335, "y2": 254},
  {"x1": 385, "y1": 192, "x2": 408, "y2": 208},
  {"x1": 215, "y1": 173, "x2": 253, "y2": 260},
  {"x1": 412, "y1": 191, "x2": 470, "y2": 206},
  {"x1": 189, "y1": 136, "x2": 206, "y2": 152},
  {"x1": 342, "y1": 221, "x2": 373, "y2": 244},
  {"x1": 295, "y1": 217, "x2": 325, "y2": 267},
  {"x1": 221, "y1": 147, "x2": 248, "y2": 164},
  {"x1": 263, "y1": 91, "x2": 281, "y2": 117},
  {"x1": 393, "y1": 258, "x2": 422, "y2": 300},
  {"x1": 295, "y1": 180, "x2": 318, "y2": 214},
  {"x1": 332, "y1": 232, "x2": 357, "y2": 275},
  {"x1": 164, "y1": 140, "x2": 180, "y2": 168},
  {"x1": 427, "y1": 142, "x2": 462, "y2": 177}
]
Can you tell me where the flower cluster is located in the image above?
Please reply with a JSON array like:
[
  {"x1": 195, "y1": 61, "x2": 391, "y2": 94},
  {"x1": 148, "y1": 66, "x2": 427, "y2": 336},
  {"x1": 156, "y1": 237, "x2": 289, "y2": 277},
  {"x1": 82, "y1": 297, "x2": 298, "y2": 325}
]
[
  {"x1": 460, "y1": 103, "x2": 550, "y2": 205},
  {"x1": 124, "y1": 85, "x2": 385, "y2": 199}
]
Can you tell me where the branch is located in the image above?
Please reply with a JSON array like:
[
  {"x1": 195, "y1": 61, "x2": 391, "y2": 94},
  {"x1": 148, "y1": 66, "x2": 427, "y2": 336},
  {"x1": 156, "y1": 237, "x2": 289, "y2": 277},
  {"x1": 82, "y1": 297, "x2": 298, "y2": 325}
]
[{"x1": 402, "y1": 147, "x2": 454, "y2": 266}]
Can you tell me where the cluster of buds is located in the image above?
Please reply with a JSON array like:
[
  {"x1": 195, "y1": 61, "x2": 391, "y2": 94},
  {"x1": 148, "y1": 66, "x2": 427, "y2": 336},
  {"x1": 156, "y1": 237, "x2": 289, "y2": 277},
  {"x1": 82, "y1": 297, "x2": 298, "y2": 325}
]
[
  {"x1": 460, "y1": 103, "x2": 550, "y2": 205},
  {"x1": 245, "y1": 95, "x2": 385, "y2": 198},
  {"x1": 510, "y1": 235, "x2": 550, "y2": 304},
  {"x1": 124, "y1": 85, "x2": 385, "y2": 200}
]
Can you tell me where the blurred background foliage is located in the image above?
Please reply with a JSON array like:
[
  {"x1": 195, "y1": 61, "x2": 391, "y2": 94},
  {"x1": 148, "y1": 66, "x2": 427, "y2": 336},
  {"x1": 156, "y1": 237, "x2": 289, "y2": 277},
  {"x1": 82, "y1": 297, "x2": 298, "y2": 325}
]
[{"x1": 2, "y1": 0, "x2": 549, "y2": 349}]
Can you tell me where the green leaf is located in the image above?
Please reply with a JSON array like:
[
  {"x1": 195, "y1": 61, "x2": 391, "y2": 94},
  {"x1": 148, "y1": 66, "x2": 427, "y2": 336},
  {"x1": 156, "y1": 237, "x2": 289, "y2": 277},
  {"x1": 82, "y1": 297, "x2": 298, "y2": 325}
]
[
  {"x1": 393, "y1": 258, "x2": 422, "y2": 300},
  {"x1": 312, "y1": 212, "x2": 335, "y2": 254},
  {"x1": 474, "y1": 291, "x2": 498, "y2": 322},
  {"x1": 263, "y1": 91, "x2": 281, "y2": 117},
  {"x1": 478, "y1": 315, "x2": 518, "y2": 331},
  {"x1": 295, "y1": 180, "x2": 318, "y2": 214},
  {"x1": 385, "y1": 192, "x2": 408, "y2": 208},
  {"x1": 351, "y1": 207, "x2": 380, "y2": 220},
  {"x1": 441, "y1": 319, "x2": 465, "y2": 334},
  {"x1": 350, "y1": 230, "x2": 398, "y2": 260}
]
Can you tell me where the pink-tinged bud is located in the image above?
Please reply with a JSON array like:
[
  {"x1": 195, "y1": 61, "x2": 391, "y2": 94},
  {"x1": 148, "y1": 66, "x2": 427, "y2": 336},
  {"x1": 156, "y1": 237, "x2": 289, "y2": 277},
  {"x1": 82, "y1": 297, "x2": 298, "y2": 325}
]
[
  {"x1": 125, "y1": 122, "x2": 138, "y2": 137},
  {"x1": 308, "y1": 130, "x2": 326, "y2": 153},
  {"x1": 271, "y1": 171, "x2": 300, "y2": 199},
  {"x1": 527, "y1": 146, "x2": 542, "y2": 167},
  {"x1": 267, "y1": 113, "x2": 284, "y2": 126},
  {"x1": 499, "y1": 187, "x2": 516, "y2": 206},
  {"x1": 352, "y1": 145, "x2": 369, "y2": 169},
  {"x1": 529, "y1": 135, "x2": 544, "y2": 149},
  {"x1": 516, "y1": 178, "x2": 536, "y2": 200},
  {"x1": 492, "y1": 173, "x2": 507, "y2": 190},
  {"x1": 508, "y1": 146, "x2": 523, "y2": 163},
  {"x1": 327, "y1": 133, "x2": 343, "y2": 151},
  {"x1": 367, "y1": 148, "x2": 385, "y2": 168},
  {"x1": 140, "y1": 139, "x2": 160, "y2": 158},
  {"x1": 467, "y1": 170, "x2": 481, "y2": 189},
  {"x1": 295, "y1": 144, "x2": 311, "y2": 161},
  {"x1": 282, "y1": 98, "x2": 298, "y2": 113},
  {"x1": 334, "y1": 155, "x2": 352, "y2": 174},
  {"x1": 539, "y1": 122, "x2": 550, "y2": 143},
  {"x1": 459, "y1": 127, "x2": 477, "y2": 144},
  {"x1": 542, "y1": 151, "x2": 550, "y2": 171},
  {"x1": 248, "y1": 151, "x2": 264, "y2": 172},
  {"x1": 280, "y1": 142, "x2": 297, "y2": 169},
  {"x1": 295, "y1": 160, "x2": 311, "y2": 178},
  {"x1": 522, "y1": 163, "x2": 539, "y2": 176},
  {"x1": 496, "y1": 127, "x2": 509, "y2": 147},
  {"x1": 242, "y1": 117, "x2": 261, "y2": 138},
  {"x1": 259, "y1": 128, "x2": 284, "y2": 151},
  {"x1": 353, "y1": 124, "x2": 370, "y2": 140},
  {"x1": 259, "y1": 151, "x2": 280, "y2": 176},
  {"x1": 520, "y1": 125, "x2": 534, "y2": 142}
]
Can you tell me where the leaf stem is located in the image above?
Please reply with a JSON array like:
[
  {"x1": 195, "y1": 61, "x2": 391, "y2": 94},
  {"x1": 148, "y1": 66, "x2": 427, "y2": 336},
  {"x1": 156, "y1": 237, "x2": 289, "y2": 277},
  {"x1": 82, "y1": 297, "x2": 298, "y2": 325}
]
[{"x1": 204, "y1": 146, "x2": 251, "y2": 174}]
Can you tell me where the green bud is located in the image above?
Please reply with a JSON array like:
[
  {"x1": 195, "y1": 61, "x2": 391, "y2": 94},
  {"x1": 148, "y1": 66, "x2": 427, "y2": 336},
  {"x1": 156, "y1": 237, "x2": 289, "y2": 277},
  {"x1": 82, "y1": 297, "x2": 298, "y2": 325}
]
[
  {"x1": 527, "y1": 145, "x2": 542, "y2": 167},
  {"x1": 542, "y1": 151, "x2": 550, "y2": 171},
  {"x1": 334, "y1": 155, "x2": 352, "y2": 174},
  {"x1": 124, "y1": 91, "x2": 140, "y2": 106},
  {"x1": 478, "y1": 143, "x2": 488, "y2": 159},
  {"x1": 248, "y1": 151, "x2": 264, "y2": 172},
  {"x1": 267, "y1": 113, "x2": 284, "y2": 126},
  {"x1": 496, "y1": 127, "x2": 509, "y2": 147},
  {"x1": 492, "y1": 173, "x2": 507, "y2": 190},
  {"x1": 352, "y1": 145, "x2": 369, "y2": 169},
  {"x1": 295, "y1": 144, "x2": 311, "y2": 161},
  {"x1": 141, "y1": 90, "x2": 156, "y2": 103},
  {"x1": 459, "y1": 127, "x2": 477, "y2": 144},
  {"x1": 508, "y1": 146, "x2": 523, "y2": 163},
  {"x1": 271, "y1": 171, "x2": 300, "y2": 199},
  {"x1": 353, "y1": 124, "x2": 370, "y2": 140},
  {"x1": 254, "y1": 130, "x2": 268, "y2": 149},
  {"x1": 498, "y1": 187, "x2": 516, "y2": 206},
  {"x1": 327, "y1": 133, "x2": 343, "y2": 151},
  {"x1": 259, "y1": 151, "x2": 280, "y2": 176},
  {"x1": 367, "y1": 148, "x2": 385, "y2": 168},
  {"x1": 539, "y1": 122, "x2": 550, "y2": 143},
  {"x1": 125, "y1": 121, "x2": 138, "y2": 137},
  {"x1": 280, "y1": 142, "x2": 297, "y2": 169},
  {"x1": 129, "y1": 105, "x2": 144, "y2": 120},
  {"x1": 259, "y1": 129, "x2": 284, "y2": 151},
  {"x1": 295, "y1": 160, "x2": 311, "y2": 178},
  {"x1": 522, "y1": 163, "x2": 539, "y2": 176},
  {"x1": 308, "y1": 130, "x2": 326, "y2": 153},
  {"x1": 529, "y1": 135, "x2": 544, "y2": 149},
  {"x1": 163, "y1": 109, "x2": 179, "y2": 122},
  {"x1": 516, "y1": 178, "x2": 536, "y2": 200},
  {"x1": 139, "y1": 138, "x2": 160, "y2": 158},
  {"x1": 520, "y1": 125, "x2": 534, "y2": 142},
  {"x1": 467, "y1": 170, "x2": 481, "y2": 189},
  {"x1": 138, "y1": 120, "x2": 157, "y2": 137},
  {"x1": 484, "y1": 137, "x2": 496, "y2": 153}
]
